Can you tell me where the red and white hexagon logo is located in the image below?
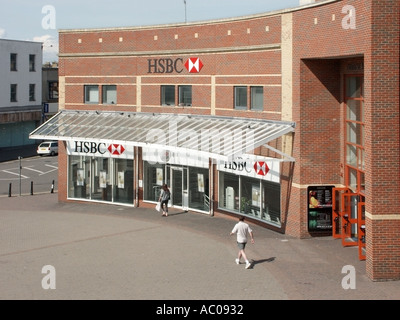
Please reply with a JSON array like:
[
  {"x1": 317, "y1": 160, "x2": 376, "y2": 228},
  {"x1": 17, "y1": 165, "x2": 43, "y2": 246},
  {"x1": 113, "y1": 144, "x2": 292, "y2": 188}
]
[
  {"x1": 184, "y1": 58, "x2": 204, "y2": 73},
  {"x1": 108, "y1": 144, "x2": 125, "y2": 155},
  {"x1": 254, "y1": 161, "x2": 269, "y2": 176}
]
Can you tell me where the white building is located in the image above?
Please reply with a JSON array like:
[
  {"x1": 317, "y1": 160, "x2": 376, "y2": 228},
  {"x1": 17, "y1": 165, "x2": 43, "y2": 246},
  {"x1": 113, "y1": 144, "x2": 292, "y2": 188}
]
[{"x1": 0, "y1": 39, "x2": 43, "y2": 149}]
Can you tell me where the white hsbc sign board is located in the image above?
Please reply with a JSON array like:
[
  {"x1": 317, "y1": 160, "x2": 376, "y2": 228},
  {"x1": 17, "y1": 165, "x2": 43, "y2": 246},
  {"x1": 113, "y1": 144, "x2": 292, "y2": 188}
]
[
  {"x1": 66, "y1": 141, "x2": 134, "y2": 159},
  {"x1": 218, "y1": 155, "x2": 280, "y2": 183}
]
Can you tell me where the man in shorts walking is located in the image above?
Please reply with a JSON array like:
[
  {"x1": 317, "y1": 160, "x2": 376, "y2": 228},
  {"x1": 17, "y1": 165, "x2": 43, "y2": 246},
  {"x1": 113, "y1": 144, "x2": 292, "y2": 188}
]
[{"x1": 230, "y1": 216, "x2": 255, "y2": 269}]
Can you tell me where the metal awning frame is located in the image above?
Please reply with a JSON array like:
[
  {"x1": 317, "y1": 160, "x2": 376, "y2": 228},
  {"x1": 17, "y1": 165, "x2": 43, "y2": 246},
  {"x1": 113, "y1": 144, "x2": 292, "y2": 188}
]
[{"x1": 30, "y1": 110, "x2": 296, "y2": 163}]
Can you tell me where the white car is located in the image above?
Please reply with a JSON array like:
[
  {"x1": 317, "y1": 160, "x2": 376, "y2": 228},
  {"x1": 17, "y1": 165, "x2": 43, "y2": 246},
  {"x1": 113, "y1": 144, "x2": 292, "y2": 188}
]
[{"x1": 37, "y1": 141, "x2": 58, "y2": 156}]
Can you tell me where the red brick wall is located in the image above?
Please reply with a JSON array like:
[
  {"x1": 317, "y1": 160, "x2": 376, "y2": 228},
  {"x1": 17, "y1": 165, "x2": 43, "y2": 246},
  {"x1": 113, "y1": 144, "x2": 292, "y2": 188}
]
[{"x1": 364, "y1": 0, "x2": 400, "y2": 281}]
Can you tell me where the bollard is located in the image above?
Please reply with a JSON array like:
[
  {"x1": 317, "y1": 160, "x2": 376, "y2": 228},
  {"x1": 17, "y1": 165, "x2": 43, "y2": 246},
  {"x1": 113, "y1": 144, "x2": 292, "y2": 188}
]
[
  {"x1": 9, "y1": 183, "x2": 12, "y2": 197},
  {"x1": 51, "y1": 180, "x2": 55, "y2": 193},
  {"x1": 31, "y1": 181, "x2": 33, "y2": 195}
]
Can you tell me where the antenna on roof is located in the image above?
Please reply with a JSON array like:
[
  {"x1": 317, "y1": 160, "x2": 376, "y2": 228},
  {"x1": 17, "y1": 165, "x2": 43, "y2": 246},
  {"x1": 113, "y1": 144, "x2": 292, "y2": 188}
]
[{"x1": 184, "y1": 0, "x2": 187, "y2": 23}]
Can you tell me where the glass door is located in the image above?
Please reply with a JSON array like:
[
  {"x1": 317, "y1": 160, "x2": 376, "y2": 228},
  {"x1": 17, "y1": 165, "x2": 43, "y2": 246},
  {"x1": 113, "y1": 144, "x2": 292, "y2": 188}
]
[
  {"x1": 341, "y1": 193, "x2": 359, "y2": 247},
  {"x1": 332, "y1": 187, "x2": 350, "y2": 239},
  {"x1": 171, "y1": 167, "x2": 183, "y2": 207},
  {"x1": 170, "y1": 166, "x2": 189, "y2": 210}
]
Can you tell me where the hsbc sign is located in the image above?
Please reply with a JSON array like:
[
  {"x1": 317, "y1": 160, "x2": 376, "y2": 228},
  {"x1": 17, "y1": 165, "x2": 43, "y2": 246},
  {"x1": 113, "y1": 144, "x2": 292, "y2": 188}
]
[
  {"x1": 147, "y1": 57, "x2": 203, "y2": 74},
  {"x1": 218, "y1": 156, "x2": 279, "y2": 183},
  {"x1": 66, "y1": 141, "x2": 134, "y2": 159}
]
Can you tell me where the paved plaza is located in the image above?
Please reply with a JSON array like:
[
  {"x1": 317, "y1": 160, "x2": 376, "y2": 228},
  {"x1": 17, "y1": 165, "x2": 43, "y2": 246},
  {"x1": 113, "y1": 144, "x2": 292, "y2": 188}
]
[{"x1": 0, "y1": 193, "x2": 399, "y2": 301}]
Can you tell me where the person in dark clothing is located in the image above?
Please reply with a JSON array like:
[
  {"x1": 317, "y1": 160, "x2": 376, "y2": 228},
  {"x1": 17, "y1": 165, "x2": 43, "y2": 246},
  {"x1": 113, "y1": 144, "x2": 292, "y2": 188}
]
[{"x1": 158, "y1": 184, "x2": 171, "y2": 217}]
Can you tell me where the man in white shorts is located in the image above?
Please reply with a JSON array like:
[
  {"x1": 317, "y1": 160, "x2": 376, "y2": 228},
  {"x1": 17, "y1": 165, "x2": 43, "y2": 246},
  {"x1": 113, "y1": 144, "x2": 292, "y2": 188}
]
[{"x1": 230, "y1": 216, "x2": 255, "y2": 269}]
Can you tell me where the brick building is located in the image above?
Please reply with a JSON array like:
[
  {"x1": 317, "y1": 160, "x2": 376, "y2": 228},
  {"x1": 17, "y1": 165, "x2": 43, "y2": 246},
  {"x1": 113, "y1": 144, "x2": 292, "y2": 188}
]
[{"x1": 30, "y1": 0, "x2": 400, "y2": 281}]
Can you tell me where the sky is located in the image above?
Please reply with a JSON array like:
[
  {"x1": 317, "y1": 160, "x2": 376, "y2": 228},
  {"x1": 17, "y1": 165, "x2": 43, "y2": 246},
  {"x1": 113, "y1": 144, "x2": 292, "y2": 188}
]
[{"x1": 0, "y1": 0, "x2": 301, "y2": 63}]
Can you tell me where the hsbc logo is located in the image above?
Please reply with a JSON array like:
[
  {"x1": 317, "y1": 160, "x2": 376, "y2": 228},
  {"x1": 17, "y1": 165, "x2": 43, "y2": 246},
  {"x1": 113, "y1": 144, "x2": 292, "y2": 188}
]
[
  {"x1": 147, "y1": 57, "x2": 204, "y2": 74},
  {"x1": 253, "y1": 161, "x2": 269, "y2": 176},
  {"x1": 224, "y1": 160, "x2": 270, "y2": 177},
  {"x1": 74, "y1": 141, "x2": 125, "y2": 156},
  {"x1": 184, "y1": 58, "x2": 203, "y2": 73},
  {"x1": 108, "y1": 144, "x2": 125, "y2": 155}
]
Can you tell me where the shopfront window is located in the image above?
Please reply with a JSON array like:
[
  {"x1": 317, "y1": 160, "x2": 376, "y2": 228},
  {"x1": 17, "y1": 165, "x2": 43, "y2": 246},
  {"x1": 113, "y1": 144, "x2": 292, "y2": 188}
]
[
  {"x1": 143, "y1": 161, "x2": 166, "y2": 202},
  {"x1": 68, "y1": 155, "x2": 134, "y2": 205},
  {"x1": 219, "y1": 172, "x2": 240, "y2": 211},
  {"x1": 219, "y1": 171, "x2": 281, "y2": 226},
  {"x1": 189, "y1": 167, "x2": 209, "y2": 212}
]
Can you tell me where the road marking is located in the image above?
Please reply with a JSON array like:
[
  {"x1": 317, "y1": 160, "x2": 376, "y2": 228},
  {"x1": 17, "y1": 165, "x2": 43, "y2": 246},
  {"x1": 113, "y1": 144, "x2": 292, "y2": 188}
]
[
  {"x1": 2, "y1": 170, "x2": 29, "y2": 179},
  {"x1": 45, "y1": 164, "x2": 58, "y2": 169},
  {"x1": 24, "y1": 167, "x2": 45, "y2": 174}
]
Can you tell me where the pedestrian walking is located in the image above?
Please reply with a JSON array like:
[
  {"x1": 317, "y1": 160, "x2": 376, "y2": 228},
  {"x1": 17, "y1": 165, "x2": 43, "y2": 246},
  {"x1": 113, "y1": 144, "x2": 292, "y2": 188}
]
[
  {"x1": 158, "y1": 184, "x2": 171, "y2": 217},
  {"x1": 230, "y1": 216, "x2": 254, "y2": 269}
]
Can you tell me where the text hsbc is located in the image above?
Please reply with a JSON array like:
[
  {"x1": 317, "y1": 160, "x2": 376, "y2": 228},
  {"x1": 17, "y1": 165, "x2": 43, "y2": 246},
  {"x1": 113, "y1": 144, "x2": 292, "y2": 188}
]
[
  {"x1": 148, "y1": 58, "x2": 183, "y2": 74},
  {"x1": 74, "y1": 141, "x2": 107, "y2": 154}
]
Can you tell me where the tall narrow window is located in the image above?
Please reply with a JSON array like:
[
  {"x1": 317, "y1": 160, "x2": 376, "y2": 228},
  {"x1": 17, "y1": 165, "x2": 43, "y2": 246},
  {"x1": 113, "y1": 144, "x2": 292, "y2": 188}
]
[
  {"x1": 234, "y1": 86, "x2": 247, "y2": 109},
  {"x1": 178, "y1": 85, "x2": 192, "y2": 106},
  {"x1": 102, "y1": 85, "x2": 117, "y2": 104},
  {"x1": 84, "y1": 85, "x2": 99, "y2": 104},
  {"x1": 29, "y1": 55, "x2": 36, "y2": 72},
  {"x1": 161, "y1": 85, "x2": 175, "y2": 106},
  {"x1": 251, "y1": 86, "x2": 264, "y2": 110},
  {"x1": 10, "y1": 53, "x2": 17, "y2": 71},
  {"x1": 49, "y1": 81, "x2": 59, "y2": 99},
  {"x1": 10, "y1": 84, "x2": 17, "y2": 102},
  {"x1": 345, "y1": 75, "x2": 365, "y2": 195},
  {"x1": 29, "y1": 84, "x2": 36, "y2": 101}
]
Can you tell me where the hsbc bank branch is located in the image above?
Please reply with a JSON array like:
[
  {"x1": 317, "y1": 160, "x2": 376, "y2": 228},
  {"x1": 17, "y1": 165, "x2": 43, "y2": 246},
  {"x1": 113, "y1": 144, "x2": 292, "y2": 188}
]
[{"x1": 30, "y1": 0, "x2": 400, "y2": 281}]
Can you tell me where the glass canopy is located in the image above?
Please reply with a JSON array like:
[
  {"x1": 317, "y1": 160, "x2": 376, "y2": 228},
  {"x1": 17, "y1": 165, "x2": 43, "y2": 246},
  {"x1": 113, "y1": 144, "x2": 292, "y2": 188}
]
[{"x1": 30, "y1": 110, "x2": 296, "y2": 162}]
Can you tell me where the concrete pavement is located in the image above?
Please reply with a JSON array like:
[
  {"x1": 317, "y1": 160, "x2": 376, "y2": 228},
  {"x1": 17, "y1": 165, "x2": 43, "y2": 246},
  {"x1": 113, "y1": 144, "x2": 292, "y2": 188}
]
[{"x1": 0, "y1": 193, "x2": 399, "y2": 301}]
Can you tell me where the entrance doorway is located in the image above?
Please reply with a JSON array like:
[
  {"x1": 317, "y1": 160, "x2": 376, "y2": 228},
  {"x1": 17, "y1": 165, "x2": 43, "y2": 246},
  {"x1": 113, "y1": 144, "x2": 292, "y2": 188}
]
[
  {"x1": 332, "y1": 74, "x2": 366, "y2": 260},
  {"x1": 170, "y1": 167, "x2": 188, "y2": 210},
  {"x1": 167, "y1": 165, "x2": 210, "y2": 213}
]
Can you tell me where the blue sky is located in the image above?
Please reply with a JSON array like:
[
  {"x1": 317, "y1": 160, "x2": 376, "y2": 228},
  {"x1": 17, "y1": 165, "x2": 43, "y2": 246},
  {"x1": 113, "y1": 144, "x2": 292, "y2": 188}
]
[{"x1": 0, "y1": 0, "x2": 300, "y2": 63}]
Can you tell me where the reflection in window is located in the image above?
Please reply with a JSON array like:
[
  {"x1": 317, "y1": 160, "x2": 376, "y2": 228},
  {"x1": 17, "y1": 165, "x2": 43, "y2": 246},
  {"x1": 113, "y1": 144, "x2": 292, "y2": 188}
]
[
  {"x1": 251, "y1": 86, "x2": 263, "y2": 110},
  {"x1": 102, "y1": 85, "x2": 117, "y2": 104},
  {"x1": 235, "y1": 86, "x2": 247, "y2": 109},
  {"x1": 178, "y1": 85, "x2": 192, "y2": 106},
  {"x1": 84, "y1": 85, "x2": 99, "y2": 104},
  {"x1": 161, "y1": 85, "x2": 175, "y2": 106}
]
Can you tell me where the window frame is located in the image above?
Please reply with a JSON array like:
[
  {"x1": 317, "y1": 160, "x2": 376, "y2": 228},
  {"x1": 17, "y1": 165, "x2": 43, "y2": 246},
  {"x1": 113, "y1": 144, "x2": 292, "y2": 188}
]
[
  {"x1": 29, "y1": 54, "x2": 36, "y2": 72},
  {"x1": 161, "y1": 85, "x2": 176, "y2": 106},
  {"x1": 10, "y1": 53, "x2": 17, "y2": 71},
  {"x1": 48, "y1": 81, "x2": 59, "y2": 100},
  {"x1": 250, "y1": 86, "x2": 264, "y2": 111},
  {"x1": 234, "y1": 86, "x2": 247, "y2": 110},
  {"x1": 84, "y1": 85, "x2": 100, "y2": 104},
  {"x1": 29, "y1": 84, "x2": 36, "y2": 102},
  {"x1": 178, "y1": 85, "x2": 192, "y2": 107},
  {"x1": 102, "y1": 85, "x2": 117, "y2": 105},
  {"x1": 10, "y1": 84, "x2": 17, "y2": 102}
]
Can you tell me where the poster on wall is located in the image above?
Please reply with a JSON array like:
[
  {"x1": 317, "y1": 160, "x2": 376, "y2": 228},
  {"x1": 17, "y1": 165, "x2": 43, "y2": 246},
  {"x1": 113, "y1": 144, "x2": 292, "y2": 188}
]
[
  {"x1": 197, "y1": 173, "x2": 204, "y2": 192},
  {"x1": 156, "y1": 168, "x2": 163, "y2": 186},
  {"x1": 100, "y1": 171, "x2": 107, "y2": 188},
  {"x1": 77, "y1": 169, "x2": 84, "y2": 186},
  {"x1": 118, "y1": 171, "x2": 125, "y2": 189},
  {"x1": 307, "y1": 186, "x2": 334, "y2": 232},
  {"x1": 251, "y1": 186, "x2": 260, "y2": 207}
]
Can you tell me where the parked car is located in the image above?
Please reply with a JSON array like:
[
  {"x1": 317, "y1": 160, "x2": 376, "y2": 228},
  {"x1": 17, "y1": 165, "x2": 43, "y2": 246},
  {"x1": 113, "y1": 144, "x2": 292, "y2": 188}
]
[{"x1": 37, "y1": 141, "x2": 58, "y2": 156}]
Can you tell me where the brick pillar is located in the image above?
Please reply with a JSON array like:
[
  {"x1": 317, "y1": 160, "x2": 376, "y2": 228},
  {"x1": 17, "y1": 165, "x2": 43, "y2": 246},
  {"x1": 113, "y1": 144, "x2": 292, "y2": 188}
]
[{"x1": 365, "y1": 0, "x2": 400, "y2": 281}]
